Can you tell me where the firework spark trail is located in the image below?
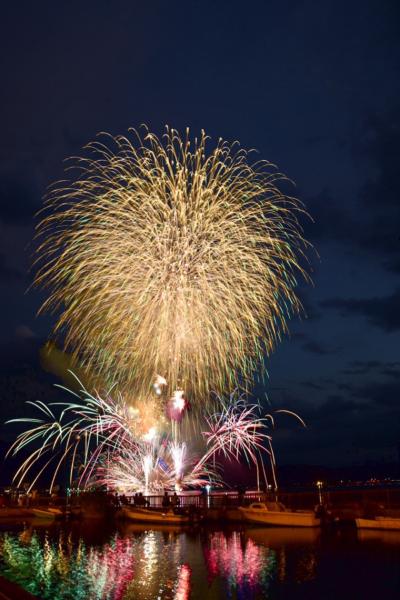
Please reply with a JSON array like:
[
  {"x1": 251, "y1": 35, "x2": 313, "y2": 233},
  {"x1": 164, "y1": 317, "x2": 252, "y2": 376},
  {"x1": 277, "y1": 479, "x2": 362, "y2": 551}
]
[
  {"x1": 201, "y1": 396, "x2": 271, "y2": 466},
  {"x1": 198, "y1": 395, "x2": 271, "y2": 489},
  {"x1": 7, "y1": 376, "x2": 214, "y2": 493},
  {"x1": 170, "y1": 442, "x2": 186, "y2": 488},
  {"x1": 143, "y1": 453, "x2": 153, "y2": 491},
  {"x1": 200, "y1": 393, "x2": 306, "y2": 489},
  {"x1": 93, "y1": 441, "x2": 213, "y2": 493},
  {"x1": 34, "y1": 126, "x2": 311, "y2": 402},
  {"x1": 7, "y1": 377, "x2": 305, "y2": 493},
  {"x1": 7, "y1": 375, "x2": 146, "y2": 491}
]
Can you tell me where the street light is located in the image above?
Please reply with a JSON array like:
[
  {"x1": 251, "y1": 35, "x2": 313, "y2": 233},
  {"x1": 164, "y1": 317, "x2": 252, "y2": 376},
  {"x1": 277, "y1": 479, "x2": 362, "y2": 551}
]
[
  {"x1": 316, "y1": 481, "x2": 323, "y2": 504},
  {"x1": 205, "y1": 484, "x2": 211, "y2": 508}
]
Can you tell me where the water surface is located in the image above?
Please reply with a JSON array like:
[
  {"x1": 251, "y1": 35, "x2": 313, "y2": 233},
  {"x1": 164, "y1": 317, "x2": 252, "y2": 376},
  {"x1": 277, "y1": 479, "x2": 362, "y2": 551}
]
[{"x1": 0, "y1": 520, "x2": 399, "y2": 599}]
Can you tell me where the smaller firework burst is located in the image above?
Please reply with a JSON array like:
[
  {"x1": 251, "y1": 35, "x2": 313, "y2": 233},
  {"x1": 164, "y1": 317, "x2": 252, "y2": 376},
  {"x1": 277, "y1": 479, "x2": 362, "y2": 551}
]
[
  {"x1": 7, "y1": 375, "x2": 305, "y2": 494},
  {"x1": 203, "y1": 396, "x2": 269, "y2": 464},
  {"x1": 199, "y1": 393, "x2": 306, "y2": 490},
  {"x1": 6, "y1": 374, "x2": 214, "y2": 493}
]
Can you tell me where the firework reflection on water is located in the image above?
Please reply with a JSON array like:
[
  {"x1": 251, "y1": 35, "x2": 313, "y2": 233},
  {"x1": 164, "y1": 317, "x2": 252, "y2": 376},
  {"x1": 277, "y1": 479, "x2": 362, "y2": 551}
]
[{"x1": 0, "y1": 524, "x2": 277, "y2": 600}]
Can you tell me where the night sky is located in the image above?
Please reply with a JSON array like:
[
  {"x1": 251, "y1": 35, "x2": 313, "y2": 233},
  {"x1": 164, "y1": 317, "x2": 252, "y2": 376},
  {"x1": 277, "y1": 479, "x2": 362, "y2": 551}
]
[{"x1": 1, "y1": 0, "x2": 399, "y2": 474}]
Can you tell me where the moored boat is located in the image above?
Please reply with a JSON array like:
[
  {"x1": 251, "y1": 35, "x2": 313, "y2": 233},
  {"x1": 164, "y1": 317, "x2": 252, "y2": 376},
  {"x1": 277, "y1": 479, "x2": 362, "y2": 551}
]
[
  {"x1": 31, "y1": 507, "x2": 63, "y2": 520},
  {"x1": 119, "y1": 506, "x2": 191, "y2": 524},
  {"x1": 239, "y1": 502, "x2": 320, "y2": 527},
  {"x1": 245, "y1": 525, "x2": 320, "y2": 546},
  {"x1": 0, "y1": 508, "x2": 33, "y2": 519},
  {"x1": 355, "y1": 516, "x2": 400, "y2": 531}
]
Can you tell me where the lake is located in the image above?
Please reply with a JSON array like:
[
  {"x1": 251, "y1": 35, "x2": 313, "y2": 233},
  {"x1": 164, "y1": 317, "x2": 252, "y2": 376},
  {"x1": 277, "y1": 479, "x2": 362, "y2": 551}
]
[{"x1": 0, "y1": 520, "x2": 399, "y2": 599}]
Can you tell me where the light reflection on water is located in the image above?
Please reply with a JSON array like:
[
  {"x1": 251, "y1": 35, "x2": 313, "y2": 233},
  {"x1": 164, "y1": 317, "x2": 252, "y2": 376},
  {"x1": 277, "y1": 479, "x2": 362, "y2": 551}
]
[
  {"x1": 0, "y1": 522, "x2": 399, "y2": 599},
  {"x1": 203, "y1": 530, "x2": 275, "y2": 593}
]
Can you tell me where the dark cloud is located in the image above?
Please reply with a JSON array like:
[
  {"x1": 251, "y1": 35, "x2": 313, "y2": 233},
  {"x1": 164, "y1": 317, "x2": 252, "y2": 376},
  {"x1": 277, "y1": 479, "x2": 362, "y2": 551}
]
[
  {"x1": 359, "y1": 218, "x2": 400, "y2": 274},
  {"x1": 336, "y1": 382, "x2": 354, "y2": 392},
  {"x1": 302, "y1": 339, "x2": 338, "y2": 355},
  {"x1": 356, "y1": 112, "x2": 400, "y2": 209},
  {"x1": 321, "y1": 288, "x2": 400, "y2": 332},
  {"x1": 300, "y1": 380, "x2": 324, "y2": 391},
  {"x1": 354, "y1": 111, "x2": 400, "y2": 272},
  {"x1": 342, "y1": 360, "x2": 400, "y2": 378},
  {"x1": 317, "y1": 396, "x2": 367, "y2": 416},
  {"x1": 303, "y1": 188, "x2": 355, "y2": 244},
  {"x1": 285, "y1": 330, "x2": 339, "y2": 356},
  {"x1": 0, "y1": 336, "x2": 43, "y2": 374},
  {"x1": 296, "y1": 288, "x2": 321, "y2": 321},
  {"x1": 342, "y1": 360, "x2": 382, "y2": 375},
  {"x1": 351, "y1": 380, "x2": 400, "y2": 408},
  {"x1": 302, "y1": 112, "x2": 400, "y2": 274},
  {"x1": 15, "y1": 325, "x2": 35, "y2": 340},
  {"x1": 0, "y1": 253, "x2": 24, "y2": 282},
  {"x1": 380, "y1": 367, "x2": 400, "y2": 379},
  {"x1": 0, "y1": 171, "x2": 40, "y2": 226},
  {"x1": 287, "y1": 332, "x2": 307, "y2": 342}
]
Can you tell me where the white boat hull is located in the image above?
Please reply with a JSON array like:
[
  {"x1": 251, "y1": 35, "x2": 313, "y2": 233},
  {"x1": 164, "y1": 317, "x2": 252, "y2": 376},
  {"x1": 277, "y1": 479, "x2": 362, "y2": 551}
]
[
  {"x1": 239, "y1": 506, "x2": 320, "y2": 527},
  {"x1": 356, "y1": 517, "x2": 400, "y2": 531},
  {"x1": 120, "y1": 507, "x2": 190, "y2": 524},
  {"x1": 31, "y1": 508, "x2": 62, "y2": 520}
]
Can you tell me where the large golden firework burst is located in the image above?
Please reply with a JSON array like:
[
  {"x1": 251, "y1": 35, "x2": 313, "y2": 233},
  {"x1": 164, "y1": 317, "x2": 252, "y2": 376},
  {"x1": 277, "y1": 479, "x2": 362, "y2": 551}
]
[{"x1": 34, "y1": 127, "x2": 310, "y2": 403}]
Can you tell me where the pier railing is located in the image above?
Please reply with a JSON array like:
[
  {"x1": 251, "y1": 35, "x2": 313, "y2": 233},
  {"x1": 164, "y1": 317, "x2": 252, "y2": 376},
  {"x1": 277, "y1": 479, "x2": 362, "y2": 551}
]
[
  {"x1": 2, "y1": 487, "x2": 400, "y2": 517},
  {"x1": 121, "y1": 487, "x2": 400, "y2": 514},
  {"x1": 120, "y1": 487, "x2": 400, "y2": 516}
]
